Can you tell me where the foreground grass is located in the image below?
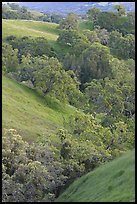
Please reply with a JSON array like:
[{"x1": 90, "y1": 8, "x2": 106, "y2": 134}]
[
  {"x1": 2, "y1": 76, "x2": 77, "y2": 142},
  {"x1": 56, "y1": 149, "x2": 135, "y2": 202}
]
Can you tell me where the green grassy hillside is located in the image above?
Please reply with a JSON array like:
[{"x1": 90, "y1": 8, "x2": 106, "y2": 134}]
[
  {"x1": 2, "y1": 19, "x2": 59, "y2": 41},
  {"x1": 2, "y1": 19, "x2": 92, "y2": 39},
  {"x1": 2, "y1": 76, "x2": 77, "y2": 142},
  {"x1": 56, "y1": 149, "x2": 135, "y2": 202}
]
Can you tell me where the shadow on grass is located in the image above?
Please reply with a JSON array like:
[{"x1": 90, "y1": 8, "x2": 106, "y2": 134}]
[{"x1": 17, "y1": 81, "x2": 67, "y2": 113}]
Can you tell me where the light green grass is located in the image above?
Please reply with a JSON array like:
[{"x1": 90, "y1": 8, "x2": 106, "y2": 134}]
[
  {"x1": 2, "y1": 19, "x2": 93, "y2": 42},
  {"x1": 2, "y1": 76, "x2": 77, "y2": 142},
  {"x1": 78, "y1": 20, "x2": 93, "y2": 31},
  {"x1": 2, "y1": 19, "x2": 59, "y2": 41},
  {"x1": 56, "y1": 149, "x2": 135, "y2": 202}
]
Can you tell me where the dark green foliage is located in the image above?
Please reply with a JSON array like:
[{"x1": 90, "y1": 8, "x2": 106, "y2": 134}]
[
  {"x1": 51, "y1": 14, "x2": 63, "y2": 24},
  {"x1": 96, "y1": 12, "x2": 120, "y2": 32},
  {"x1": 84, "y1": 58, "x2": 135, "y2": 133},
  {"x1": 38, "y1": 14, "x2": 52, "y2": 22},
  {"x1": 87, "y1": 7, "x2": 101, "y2": 26},
  {"x1": 2, "y1": 4, "x2": 33, "y2": 20},
  {"x1": 57, "y1": 29, "x2": 88, "y2": 47},
  {"x1": 6, "y1": 36, "x2": 56, "y2": 60},
  {"x1": 126, "y1": 12, "x2": 135, "y2": 34},
  {"x1": 18, "y1": 54, "x2": 36, "y2": 84},
  {"x1": 79, "y1": 42, "x2": 113, "y2": 85},
  {"x1": 33, "y1": 57, "x2": 83, "y2": 106},
  {"x1": 2, "y1": 129, "x2": 67, "y2": 202},
  {"x1": 59, "y1": 13, "x2": 79, "y2": 30},
  {"x1": 84, "y1": 27, "x2": 109, "y2": 46},
  {"x1": 108, "y1": 32, "x2": 135, "y2": 60},
  {"x1": 83, "y1": 57, "x2": 135, "y2": 154},
  {"x1": 2, "y1": 42, "x2": 19, "y2": 73},
  {"x1": 38, "y1": 13, "x2": 63, "y2": 24},
  {"x1": 63, "y1": 53, "x2": 79, "y2": 72},
  {"x1": 70, "y1": 39, "x2": 90, "y2": 57},
  {"x1": 84, "y1": 30, "x2": 100, "y2": 44},
  {"x1": 94, "y1": 27, "x2": 109, "y2": 45},
  {"x1": 96, "y1": 11, "x2": 133, "y2": 35},
  {"x1": 108, "y1": 30, "x2": 122, "y2": 49},
  {"x1": 58, "y1": 30, "x2": 90, "y2": 76}
]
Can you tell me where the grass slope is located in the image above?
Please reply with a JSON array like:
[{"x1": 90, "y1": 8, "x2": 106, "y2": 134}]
[
  {"x1": 2, "y1": 76, "x2": 76, "y2": 142},
  {"x1": 2, "y1": 19, "x2": 59, "y2": 41},
  {"x1": 2, "y1": 19, "x2": 93, "y2": 39},
  {"x1": 56, "y1": 149, "x2": 135, "y2": 202}
]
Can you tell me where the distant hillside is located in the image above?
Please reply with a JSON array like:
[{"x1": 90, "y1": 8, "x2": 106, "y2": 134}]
[
  {"x1": 56, "y1": 149, "x2": 135, "y2": 202},
  {"x1": 18, "y1": 2, "x2": 135, "y2": 15},
  {"x1": 2, "y1": 19, "x2": 59, "y2": 41}
]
